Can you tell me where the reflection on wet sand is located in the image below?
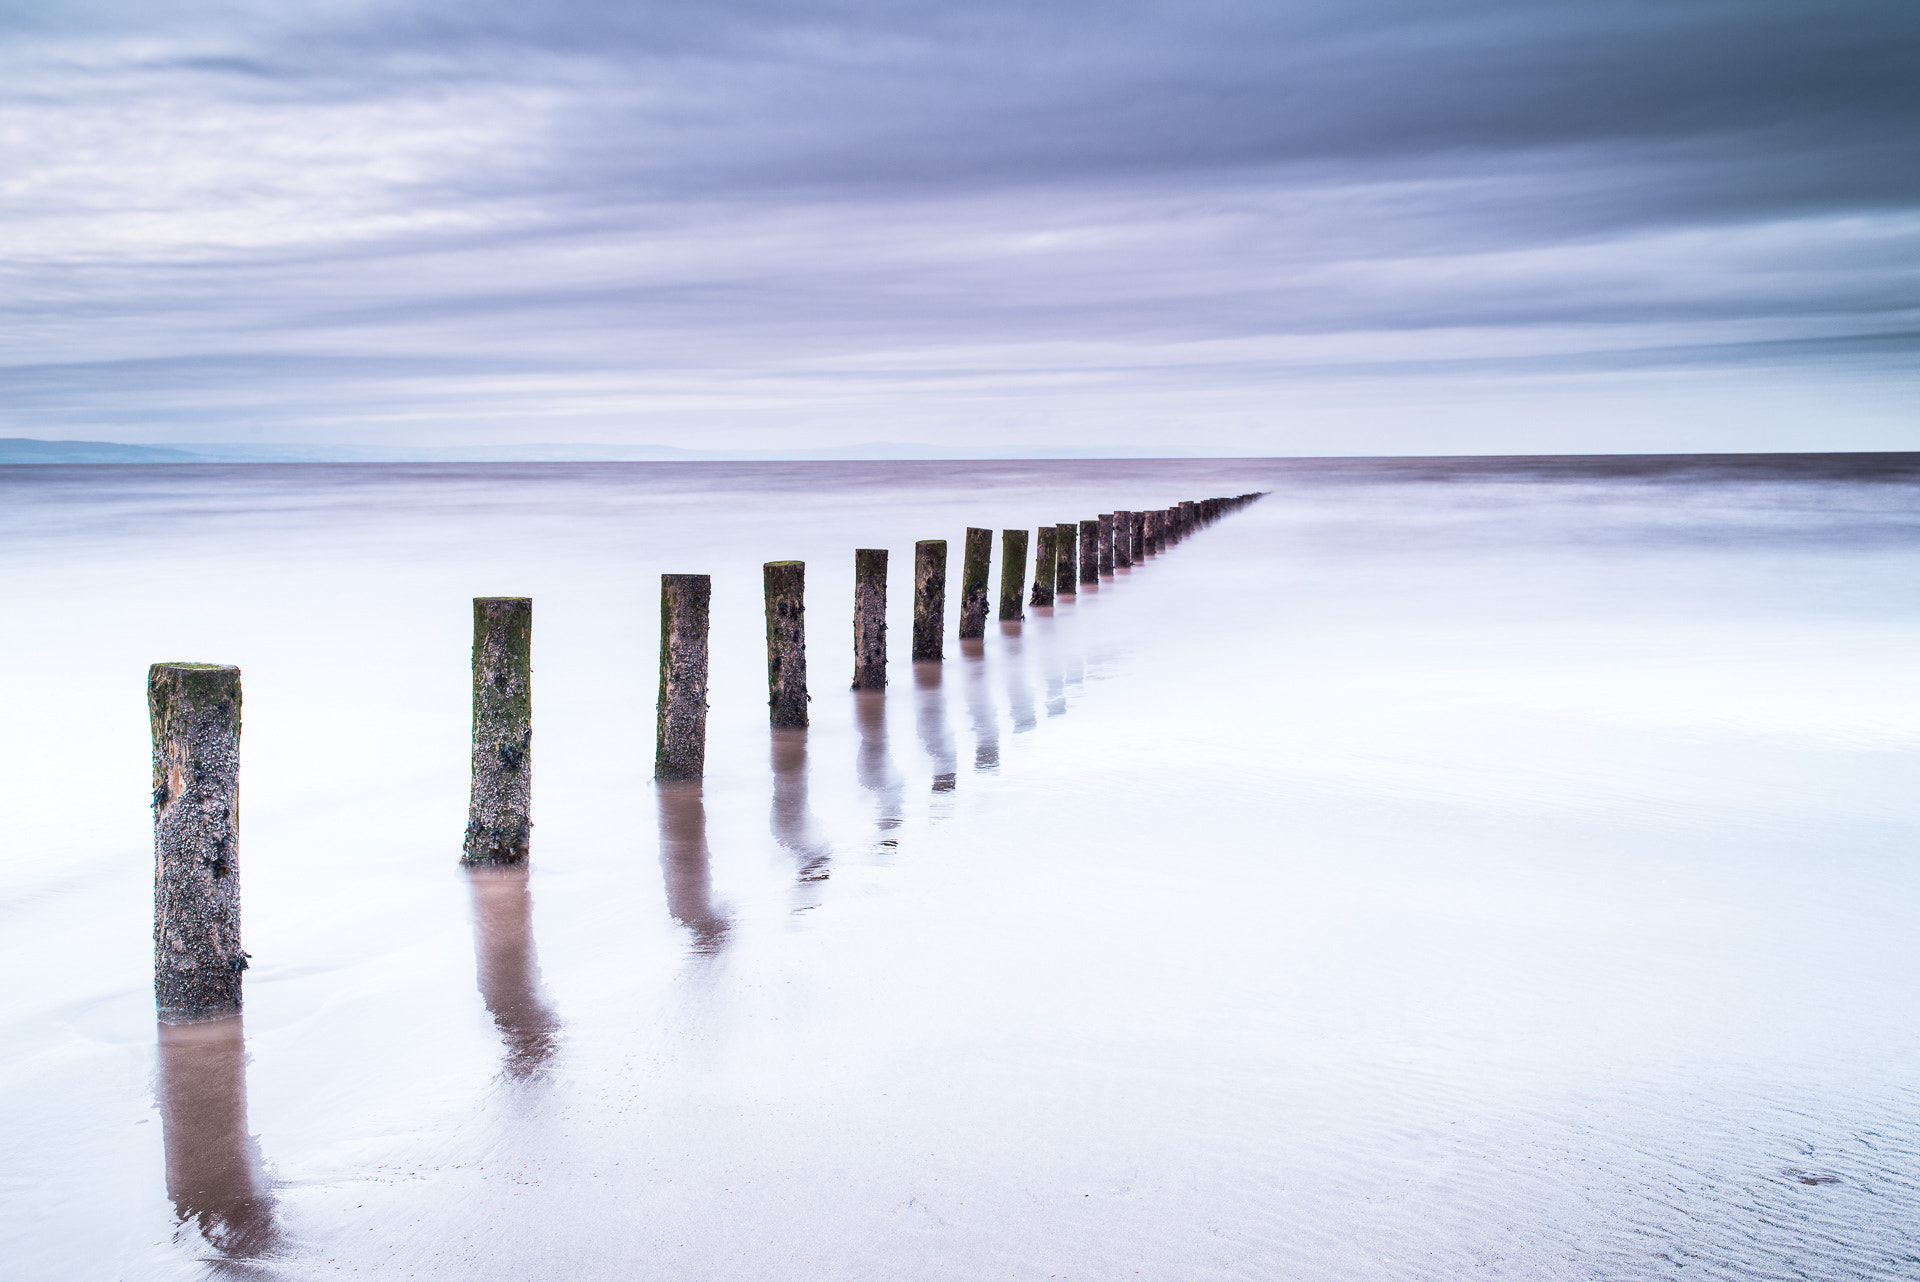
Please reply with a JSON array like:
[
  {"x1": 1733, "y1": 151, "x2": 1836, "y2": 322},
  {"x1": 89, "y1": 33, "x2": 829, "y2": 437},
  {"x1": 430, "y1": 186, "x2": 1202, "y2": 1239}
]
[
  {"x1": 770, "y1": 728, "x2": 834, "y2": 905},
  {"x1": 913, "y1": 662, "x2": 957, "y2": 793},
  {"x1": 960, "y1": 639, "x2": 999, "y2": 772},
  {"x1": 655, "y1": 780, "x2": 730, "y2": 955},
  {"x1": 467, "y1": 868, "x2": 560, "y2": 1076},
  {"x1": 854, "y1": 690, "x2": 904, "y2": 842},
  {"x1": 156, "y1": 1016, "x2": 278, "y2": 1262},
  {"x1": 998, "y1": 621, "x2": 1038, "y2": 733}
]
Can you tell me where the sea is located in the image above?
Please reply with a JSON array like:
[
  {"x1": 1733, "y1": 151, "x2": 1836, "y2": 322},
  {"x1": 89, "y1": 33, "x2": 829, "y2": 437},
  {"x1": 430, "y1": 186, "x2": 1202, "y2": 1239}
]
[{"x1": 1, "y1": 455, "x2": 1916, "y2": 1279}]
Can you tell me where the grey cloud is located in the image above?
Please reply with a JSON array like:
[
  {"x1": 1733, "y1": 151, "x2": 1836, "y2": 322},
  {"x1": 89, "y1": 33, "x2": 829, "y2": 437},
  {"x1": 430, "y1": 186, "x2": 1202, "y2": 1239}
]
[{"x1": 1, "y1": 1, "x2": 1916, "y2": 451}]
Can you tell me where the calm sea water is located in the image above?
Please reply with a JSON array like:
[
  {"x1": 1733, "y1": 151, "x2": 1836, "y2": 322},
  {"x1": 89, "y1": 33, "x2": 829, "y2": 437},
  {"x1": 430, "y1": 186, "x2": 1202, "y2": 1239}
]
[{"x1": 1, "y1": 456, "x2": 1916, "y2": 1280}]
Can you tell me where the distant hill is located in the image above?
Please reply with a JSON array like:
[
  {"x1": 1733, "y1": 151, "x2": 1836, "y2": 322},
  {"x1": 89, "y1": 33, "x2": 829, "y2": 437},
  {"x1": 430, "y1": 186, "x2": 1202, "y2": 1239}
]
[
  {"x1": 0, "y1": 437, "x2": 1196, "y2": 463},
  {"x1": 0, "y1": 437, "x2": 203, "y2": 463}
]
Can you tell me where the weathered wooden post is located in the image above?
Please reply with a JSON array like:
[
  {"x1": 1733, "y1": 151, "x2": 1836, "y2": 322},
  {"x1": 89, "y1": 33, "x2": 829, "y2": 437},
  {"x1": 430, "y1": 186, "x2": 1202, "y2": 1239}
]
[
  {"x1": 913, "y1": 539, "x2": 946, "y2": 661},
  {"x1": 150, "y1": 663, "x2": 245, "y2": 1023},
  {"x1": 1180, "y1": 500, "x2": 1197, "y2": 533},
  {"x1": 465, "y1": 598, "x2": 532, "y2": 867},
  {"x1": 764, "y1": 561, "x2": 809, "y2": 727},
  {"x1": 1097, "y1": 514, "x2": 1115, "y2": 574},
  {"x1": 1078, "y1": 519, "x2": 1099, "y2": 584},
  {"x1": 1030, "y1": 525, "x2": 1057, "y2": 607},
  {"x1": 1130, "y1": 510, "x2": 1147, "y2": 559},
  {"x1": 853, "y1": 548, "x2": 887, "y2": 689},
  {"x1": 1113, "y1": 509, "x2": 1132, "y2": 568},
  {"x1": 1055, "y1": 522, "x2": 1078, "y2": 595},
  {"x1": 1145, "y1": 509, "x2": 1163, "y2": 555},
  {"x1": 998, "y1": 529, "x2": 1028, "y2": 621},
  {"x1": 959, "y1": 527, "x2": 992, "y2": 639},
  {"x1": 655, "y1": 574, "x2": 710, "y2": 781}
]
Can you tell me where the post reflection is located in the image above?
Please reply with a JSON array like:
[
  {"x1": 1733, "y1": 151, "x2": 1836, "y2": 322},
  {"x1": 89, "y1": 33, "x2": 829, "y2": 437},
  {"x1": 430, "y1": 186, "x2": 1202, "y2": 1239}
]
[
  {"x1": 467, "y1": 867, "x2": 560, "y2": 1077},
  {"x1": 770, "y1": 728, "x2": 834, "y2": 902},
  {"x1": 156, "y1": 1016, "x2": 278, "y2": 1261},
  {"x1": 655, "y1": 780, "x2": 730, "y2": 954},
  {"x1": 854, "y1": 689, "x2": 904, "y2": 842},
  {"x1": 998, "y1": 621, "x2": 1038, "y2": 733},
  {"x1": 961, "y1": 638, "x2": 999, "y2": 771},
  {"x1": 914, "y1": 661, "x2": 957, "y2": 794}
]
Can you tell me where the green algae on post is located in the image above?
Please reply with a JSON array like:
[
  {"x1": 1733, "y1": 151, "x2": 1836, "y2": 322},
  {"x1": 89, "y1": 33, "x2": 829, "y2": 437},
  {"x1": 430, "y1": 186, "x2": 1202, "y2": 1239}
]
[
  {"x1": 913, "y1": 539, "x2": 947, "y2": 661},
  {"x1": 959, "y1": 527, "x2": 992, "y2": 639},
  {"x1": 150, "y1": 661, "x2": 245, "y2": 1023},
  {"x1": 1054, "y1": 522, "x2": 1078, "y2": 596},
  {"x1": 764, "y1": 560, "x2": 809, "y2": 727},
  {"x1": 998, "y1": 528, "x2": 1029, "y2": 622},
  {"x1": 853, "y1": 548, "x2": 887, "y2": 689},
  {"x1": 1030, "y1": 525, "x2": 1057, "y2": 608},
  {"x1": 656, "y1": 574, "x2": 711, "y2": 780},
  {"x1": 465, "y1": 598, "x2": 532, "y2": 867}
]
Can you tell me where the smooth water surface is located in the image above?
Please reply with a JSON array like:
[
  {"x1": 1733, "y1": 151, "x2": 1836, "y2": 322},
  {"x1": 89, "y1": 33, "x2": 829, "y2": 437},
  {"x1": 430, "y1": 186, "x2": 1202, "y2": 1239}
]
[{"x1": 2, "y1": 456, "x2": 1917, "y2": 1279}]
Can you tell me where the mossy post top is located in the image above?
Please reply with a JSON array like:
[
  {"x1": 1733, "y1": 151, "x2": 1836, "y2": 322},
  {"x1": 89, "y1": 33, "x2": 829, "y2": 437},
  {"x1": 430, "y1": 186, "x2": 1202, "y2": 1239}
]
[{"x1": 149, "y1": 662, "x2": 241, "y2": 696}]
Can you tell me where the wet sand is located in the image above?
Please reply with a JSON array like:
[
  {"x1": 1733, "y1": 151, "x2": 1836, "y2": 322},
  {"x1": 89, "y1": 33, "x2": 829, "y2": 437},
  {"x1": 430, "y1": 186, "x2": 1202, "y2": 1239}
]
[{"x1": 1, "y1": 456, "x2": 1917, "y2": 1278}]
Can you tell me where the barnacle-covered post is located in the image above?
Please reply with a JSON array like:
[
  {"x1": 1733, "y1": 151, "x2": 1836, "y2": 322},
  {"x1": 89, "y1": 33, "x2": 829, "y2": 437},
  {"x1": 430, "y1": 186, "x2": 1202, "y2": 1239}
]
[
  {"x1": 465, "y1": 598, "x2": 532, "y2": 866},
  {"x1": 1029, "y1": 525, "x2": 1057, "y2": 608},
  {"x1": 853, "y1": 548, "x2": 888, "y2": 689},
  {"x1": 998, "y1": 528, "x2": 1028, "y2": 622},
  {"x1": 765, "y1": 560, "x2": 809, "y2": 727},
  {"x1": 656, "y1": 574, "x2": 711, "y2": 781},
  {"x1": 150, "y1": 662, "x2": 245, "y2": 1022},
  {"x1": 1054, "y1": 522, "x2": 1078, "y2": 596},
  {"x1": 959, "y1": 527, "x2": 992, "y2": 639},
  {"x1": 1078, "y1": 519, "x2": 1099, "y2": 585},
  {"x1": 913, "y1": 539, "x2": 946, "y2": 661}
]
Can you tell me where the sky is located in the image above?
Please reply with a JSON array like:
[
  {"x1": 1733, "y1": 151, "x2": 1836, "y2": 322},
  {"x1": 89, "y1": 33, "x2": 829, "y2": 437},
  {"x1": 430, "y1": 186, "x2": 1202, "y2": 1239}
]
[{"x1": 3, "y1": 0, "x2": 1917, "y2": 456}]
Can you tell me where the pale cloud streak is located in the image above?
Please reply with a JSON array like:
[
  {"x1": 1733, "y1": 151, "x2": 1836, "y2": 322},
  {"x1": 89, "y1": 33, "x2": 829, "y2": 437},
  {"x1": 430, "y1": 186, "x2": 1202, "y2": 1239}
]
[{"x1": 2, "y1": 1, "x2": 1916, "y2": 453}]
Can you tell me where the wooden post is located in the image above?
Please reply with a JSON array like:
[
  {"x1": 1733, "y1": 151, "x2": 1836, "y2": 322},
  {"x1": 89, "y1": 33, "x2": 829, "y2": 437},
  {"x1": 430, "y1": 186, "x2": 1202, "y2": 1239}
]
[
  {"x1": 998, "y1": 529, "x2": 1028, "y2": 621},
  {"x1": 1130, "y1": 511, "x2": 1147, "y2": 559},
  {"x1": 1097, "y1": 514, "x2": 1115, "y2": 574},
  {"x1": 1164, "y1": 505, "x2": 1180, "y2": 544},
  {"x1": 764, "y1": 561, "x2": 809, "y2": 727},
  {"x1": 959, "y1": 527, "x2": 992, "y2": 638},
  {"x1": 150, "y1": 662, "x2": 245, "y2": 1023},
  {"x1": 1055, "y1": 523, "x2": 1078, "y2": 595},
  {"x1": 853, "y1": 548, "x2": 887, "y2": 689},
  {"x1": 912, "y1": 539, "x2": 946, "y2": 661},
  {"x1": 1145, "y1": 509, "x2": 1162, "y2": 555},
  {"x1": 1030, "y1": 525, "x2": 1057, "y2": 608},
  {"x1": 465, "y1": 598, "x2": 532, "y2": 868},
  {"x1": 655, "y1": 574, "x2": 710, "y2": 780},
  {"x1": 1180, "y1": 500, "x2": 1197, "y2": 533},
  {"x1": 1078, "y1": 520, "x2": 1099, "y2": 584},
  {"x1": 1113, "y1": 509, "x2": 1132, "y2": 568}
]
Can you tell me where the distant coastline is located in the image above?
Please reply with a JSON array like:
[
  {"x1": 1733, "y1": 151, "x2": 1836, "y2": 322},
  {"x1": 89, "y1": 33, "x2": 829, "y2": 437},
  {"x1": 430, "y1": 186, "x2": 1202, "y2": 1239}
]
[{"x1": 4, "y1": 437, "x2": 1917, "y2": 469}]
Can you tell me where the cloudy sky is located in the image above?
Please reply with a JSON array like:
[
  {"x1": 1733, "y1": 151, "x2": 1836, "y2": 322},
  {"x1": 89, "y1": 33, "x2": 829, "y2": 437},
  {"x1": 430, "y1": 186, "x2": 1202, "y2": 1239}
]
[{"x1": 5, "y1": 0, "x2": 1917, "y2": 454}]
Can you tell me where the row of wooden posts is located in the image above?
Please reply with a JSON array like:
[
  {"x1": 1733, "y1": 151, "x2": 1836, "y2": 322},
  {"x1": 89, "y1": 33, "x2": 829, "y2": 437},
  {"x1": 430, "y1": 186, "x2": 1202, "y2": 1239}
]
[{"x1": 148, "y1": 493, "x2": 1261, "y2": 1023}]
